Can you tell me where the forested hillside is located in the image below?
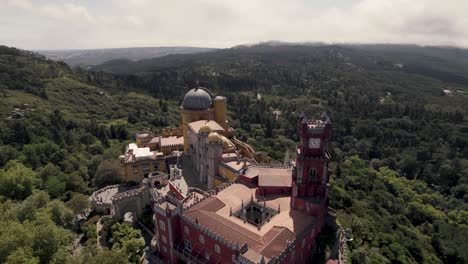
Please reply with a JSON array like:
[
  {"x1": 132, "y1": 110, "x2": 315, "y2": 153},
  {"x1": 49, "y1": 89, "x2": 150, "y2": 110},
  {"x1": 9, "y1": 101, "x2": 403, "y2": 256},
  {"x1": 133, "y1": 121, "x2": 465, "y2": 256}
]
[
  {"x1": 38, "y1": 46, "x2": 216, "y2": 68},
  {"x1": 1, "y1": 44, "x2": 467, "y2": 264},
  {"x1": 0, "y1": 45, "x2": 181, "y2": 264}
]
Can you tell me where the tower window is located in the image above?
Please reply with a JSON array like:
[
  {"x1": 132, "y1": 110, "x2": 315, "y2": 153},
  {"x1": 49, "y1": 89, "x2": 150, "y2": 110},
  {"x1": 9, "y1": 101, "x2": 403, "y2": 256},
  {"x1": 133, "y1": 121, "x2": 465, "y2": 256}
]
[
  {"x1": 308, "y1": 168, "x2": 317, "y2": 181},
  {"x1": 159, "y1": 220, "x2": 166, "y2": 231},
  {"x1": 199, "y1": 235, "x2": 205, "y2": 244}
]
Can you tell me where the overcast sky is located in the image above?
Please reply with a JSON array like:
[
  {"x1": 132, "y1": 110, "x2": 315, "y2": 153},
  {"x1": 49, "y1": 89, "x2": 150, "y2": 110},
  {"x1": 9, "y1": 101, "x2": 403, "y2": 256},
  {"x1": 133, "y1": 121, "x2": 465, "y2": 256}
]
[{"x1": 1, "y1": 0, "x2": 467, "y2": 50}]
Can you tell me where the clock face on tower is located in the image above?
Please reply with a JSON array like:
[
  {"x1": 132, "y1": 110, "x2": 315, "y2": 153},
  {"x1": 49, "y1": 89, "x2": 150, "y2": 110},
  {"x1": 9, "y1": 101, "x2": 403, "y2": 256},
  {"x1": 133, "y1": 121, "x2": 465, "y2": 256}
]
[{"x1": 308, "y1": 138, "x2": 321, "y2": 149}]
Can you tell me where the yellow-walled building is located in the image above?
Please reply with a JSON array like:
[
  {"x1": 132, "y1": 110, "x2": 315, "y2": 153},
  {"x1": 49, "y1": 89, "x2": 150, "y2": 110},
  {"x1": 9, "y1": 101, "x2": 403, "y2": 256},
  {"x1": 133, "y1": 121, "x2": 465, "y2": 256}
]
[{"x1": 119, "y1": 86, "x2": 272, "y2": 187}]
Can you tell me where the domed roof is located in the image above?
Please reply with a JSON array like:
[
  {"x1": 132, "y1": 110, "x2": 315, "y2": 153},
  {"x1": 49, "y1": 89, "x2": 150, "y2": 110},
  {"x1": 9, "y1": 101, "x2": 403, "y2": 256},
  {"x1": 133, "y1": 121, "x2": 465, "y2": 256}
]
[
  {"x1": 182, "y1": 87, "x2": 213, "y2": 110},
  {"x1": 207, "y1": 132, "x2": 222, "y2": 143},
  {"x1": 199, "y1": 125, "x2": 212, "y2": 134}
]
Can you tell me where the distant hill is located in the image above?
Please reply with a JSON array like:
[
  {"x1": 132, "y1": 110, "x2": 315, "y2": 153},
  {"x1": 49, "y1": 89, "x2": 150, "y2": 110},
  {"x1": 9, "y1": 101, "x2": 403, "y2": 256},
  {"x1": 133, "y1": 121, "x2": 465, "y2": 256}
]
[
  {"x1": 91, "y1": 44, "x2": 468, "y2": 88},
  {"x1": 37, "y1": 46, "x2": 216, "y2": 68}
]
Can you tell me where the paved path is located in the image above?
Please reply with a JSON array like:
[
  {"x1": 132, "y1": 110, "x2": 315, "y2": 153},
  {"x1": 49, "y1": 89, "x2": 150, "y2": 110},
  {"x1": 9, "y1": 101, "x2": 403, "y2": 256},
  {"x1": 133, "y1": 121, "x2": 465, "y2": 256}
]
[{"x1": 96, "y1": 219, "x2": 109, "y2": 248}]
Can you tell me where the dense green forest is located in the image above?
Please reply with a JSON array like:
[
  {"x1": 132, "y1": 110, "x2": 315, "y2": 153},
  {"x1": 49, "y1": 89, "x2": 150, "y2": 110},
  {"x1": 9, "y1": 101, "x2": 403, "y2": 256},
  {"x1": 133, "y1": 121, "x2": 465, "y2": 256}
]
[{"x1": 1, "y1": 44, "x2": 467, "y2": 264}]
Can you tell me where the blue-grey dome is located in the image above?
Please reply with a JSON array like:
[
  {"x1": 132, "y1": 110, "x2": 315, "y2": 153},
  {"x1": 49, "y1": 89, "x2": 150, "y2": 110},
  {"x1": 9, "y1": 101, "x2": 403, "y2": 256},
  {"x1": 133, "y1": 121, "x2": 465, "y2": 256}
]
[{"x1": 182, "y1": 88, "x2": 213, "y2": 110}]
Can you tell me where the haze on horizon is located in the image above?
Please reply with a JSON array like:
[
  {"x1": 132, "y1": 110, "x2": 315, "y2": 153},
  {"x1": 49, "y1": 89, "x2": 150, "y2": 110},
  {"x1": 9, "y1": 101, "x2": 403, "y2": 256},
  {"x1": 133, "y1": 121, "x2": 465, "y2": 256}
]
[{"x1": 1, "y1": 0, "x2": 467, "y2": 50}]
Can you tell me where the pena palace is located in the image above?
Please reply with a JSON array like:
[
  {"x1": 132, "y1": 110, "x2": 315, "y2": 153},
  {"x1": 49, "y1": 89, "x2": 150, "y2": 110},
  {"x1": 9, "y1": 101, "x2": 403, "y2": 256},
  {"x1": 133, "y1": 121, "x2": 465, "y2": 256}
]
[{"x1": 90, "y1": 87, "x2": 343, "y2": 264}]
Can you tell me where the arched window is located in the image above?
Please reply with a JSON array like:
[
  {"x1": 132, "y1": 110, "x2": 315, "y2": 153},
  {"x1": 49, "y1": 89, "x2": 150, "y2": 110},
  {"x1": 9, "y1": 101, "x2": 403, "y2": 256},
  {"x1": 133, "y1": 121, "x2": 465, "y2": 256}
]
[
  {"x1": 215, "y1": 244, "x2": 221, "y2": 254},
  {"x1": 184, "y1": 226, "x2": 190, "y2": 235},
  {"x1": 308, "y1": 168, "x2": 317, "y2": 181},
  {"x1": 199, "y1": 235, "x2": 205, "y2": 244}
]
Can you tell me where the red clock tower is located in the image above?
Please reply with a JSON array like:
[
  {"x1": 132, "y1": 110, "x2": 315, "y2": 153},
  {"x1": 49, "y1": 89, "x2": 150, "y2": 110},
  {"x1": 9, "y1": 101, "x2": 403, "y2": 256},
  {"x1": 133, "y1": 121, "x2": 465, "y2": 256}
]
[{"x1": 291, "y1": 112, "x2": 332, "y2": 227}]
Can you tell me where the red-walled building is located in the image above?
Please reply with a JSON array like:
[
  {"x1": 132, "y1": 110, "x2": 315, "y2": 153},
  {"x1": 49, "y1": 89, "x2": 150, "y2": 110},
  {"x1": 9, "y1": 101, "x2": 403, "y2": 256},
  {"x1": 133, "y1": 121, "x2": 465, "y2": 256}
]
[{"x1": 153, "y1": 112, "x2": 332, "y2": 264}]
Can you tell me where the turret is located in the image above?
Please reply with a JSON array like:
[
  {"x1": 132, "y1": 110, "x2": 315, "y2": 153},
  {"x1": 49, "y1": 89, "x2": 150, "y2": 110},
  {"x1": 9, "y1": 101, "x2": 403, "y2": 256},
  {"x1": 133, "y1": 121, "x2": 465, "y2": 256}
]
[
  {"x1": 292, "y1": 112, "x2": 332, "y2": 223},
  {"x1": 213, "y1": 96, "x2": 228, "y2": 133},
  {"x1": 206, "y1": 132, "x2": 223, "y2": 189}
]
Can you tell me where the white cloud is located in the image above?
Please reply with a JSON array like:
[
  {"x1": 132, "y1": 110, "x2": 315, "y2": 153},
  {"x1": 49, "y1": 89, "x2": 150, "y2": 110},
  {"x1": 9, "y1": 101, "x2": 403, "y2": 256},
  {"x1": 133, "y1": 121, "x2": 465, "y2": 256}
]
[
  {"x1": 1, "y1": 0, "x2": 467, "y2": 49},
  {"x1": 40, "y1": 3, "x2": 96, "y2": 23},
  {"x1": 6, "y1": 0, "x2": 33, "y2": 10}
]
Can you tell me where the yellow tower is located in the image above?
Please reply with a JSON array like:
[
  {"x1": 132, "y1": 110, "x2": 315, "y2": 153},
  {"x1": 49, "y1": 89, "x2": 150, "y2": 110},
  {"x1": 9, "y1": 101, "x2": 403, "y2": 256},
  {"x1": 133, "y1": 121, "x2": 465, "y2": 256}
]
[{"x1": 213, "y1": 96, "x2": 228, "y2": 133}]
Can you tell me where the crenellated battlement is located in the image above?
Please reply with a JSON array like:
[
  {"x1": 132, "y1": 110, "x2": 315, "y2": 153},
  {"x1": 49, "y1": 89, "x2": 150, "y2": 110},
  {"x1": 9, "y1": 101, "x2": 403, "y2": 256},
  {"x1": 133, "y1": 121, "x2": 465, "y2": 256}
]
[{"x1": 111, "y1": 187, "x2": 146, "y2": 202}]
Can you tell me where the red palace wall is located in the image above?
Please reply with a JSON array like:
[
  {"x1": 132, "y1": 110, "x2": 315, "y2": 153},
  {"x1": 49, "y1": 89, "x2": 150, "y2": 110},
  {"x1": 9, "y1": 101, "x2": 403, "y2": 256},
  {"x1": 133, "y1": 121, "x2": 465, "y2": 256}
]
[
  {"x1": 257, "y1": 186, "x2": 291, "y2": 196},
  {"x1": 275, "y1": 225, "x2": 320, "y2": 264},
  {"x1": 178, "y1": 219, "x2": 237, "y2": 263},
  {"x1": 154, "y1": 211, "x2": 172, "y2": 260}
]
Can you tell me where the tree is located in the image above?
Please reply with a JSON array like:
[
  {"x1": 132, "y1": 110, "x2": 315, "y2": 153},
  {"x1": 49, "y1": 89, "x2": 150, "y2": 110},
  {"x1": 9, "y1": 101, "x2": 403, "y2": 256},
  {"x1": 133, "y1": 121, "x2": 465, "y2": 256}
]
[
  {"x1": 0, "y1": 161, "x2": 38, "y2": 200},
  {"x1": 93, "y1": 160, "x2": 124, "y2": 188},
  {"x1": 109, "y1": 223, "x2": 142, "y2": 248},
  {"x1": 46, "y1": 200, "x2": 75, "y2": 229},
  {"x1": 31, "y1": 219, "x2": 72, "y2": 264},
  {"x1": 66, "y1": 193, "x2": 90, "y2": 215},
  {"x1": 5, "y1": 248, "x2": 39, "y2": 264},
  {"x1": 46, "y1": 176, "x2": 66, "y2": 198},
  {"x1": 109, "y1": 223, "x2": 144, "y2": 263}
]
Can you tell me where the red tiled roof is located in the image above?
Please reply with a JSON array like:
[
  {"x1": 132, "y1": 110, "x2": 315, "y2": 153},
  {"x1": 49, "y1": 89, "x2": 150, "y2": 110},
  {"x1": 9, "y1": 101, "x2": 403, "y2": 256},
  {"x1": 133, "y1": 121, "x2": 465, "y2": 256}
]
[
  {"x1": 260, "y1": 227, "x2": 295, "y2": 259},
  {"x1": 181, "y1": 183, "x2": 316, "y2": 261},
  {"x1": 185, "y1": 197, "x2": 225, "y2": 213},
  {"x1": 244, "y1": 167, "x2": 292, "y2": 187},
  {"x1": 183, "y1": 197, "x2": 297, "y2": 258},
  {"x1": 184, "y1": 210, "x2": 266, "y2": 251}
]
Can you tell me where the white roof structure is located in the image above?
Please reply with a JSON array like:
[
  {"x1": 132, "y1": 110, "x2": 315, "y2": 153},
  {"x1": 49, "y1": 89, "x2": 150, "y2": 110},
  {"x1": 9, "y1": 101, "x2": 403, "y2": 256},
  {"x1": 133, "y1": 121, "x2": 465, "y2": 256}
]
[{"x1": 128, "y1": 143, "x2": 152, "y2": 158}]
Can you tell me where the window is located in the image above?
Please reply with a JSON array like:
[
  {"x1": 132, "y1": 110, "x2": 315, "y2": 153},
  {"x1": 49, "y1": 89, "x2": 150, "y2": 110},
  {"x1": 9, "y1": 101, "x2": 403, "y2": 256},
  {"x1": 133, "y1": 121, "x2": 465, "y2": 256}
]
[
  {"x1": 162, "y1": 235, "x2": 167, "y2": 244},
  {"x1": 232, "y1": 255, "x2": 237, "y2": 262},
  {"x1": 301, "y1": 239, "x2": 306, "y2": 248},
  {"x1": 205, "y1": 252, "x2": 210, "y2": 260},
  {"x1": 199, "y1": 235, "x2": 205, "y2": 244},
  {"x1": 291, "y1": 250, "x2": 295, "y2": 260},
  {"x1": 163, "y1": 246, "x2": 167, "y2": 253},
  {"x1": 308, "y1": 168, "x2": 317, "y2": 181},
  {"x1": 184, "y1": 226, "x2": 190, "y2": 235},
  {"x1": 297, "y1": 163, "x2": 302, "y2": 183},
  {"x1": 215, "y1": 244, "x2": 221, "y2": 254},
  {"x1": 159, "y1": 220, "x2": 166, "y2": 231}
]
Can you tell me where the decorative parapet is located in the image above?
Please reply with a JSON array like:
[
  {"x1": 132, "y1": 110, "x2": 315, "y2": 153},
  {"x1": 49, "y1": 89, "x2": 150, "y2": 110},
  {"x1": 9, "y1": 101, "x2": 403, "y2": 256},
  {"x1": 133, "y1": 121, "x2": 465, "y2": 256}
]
[
  {"x1": 153, "y1": 194, "x2": 182, "y2": 215},
  {"x1": 336, "y1": 222, "x2": 348, "y2": 264},
  {"x1": 244, "y1": 163, "x2": 292, "y2": 170},
  {"x1": 111, "y1": 187, "x2": 147, "y2": 202},
  {"x1": 91, "y1": 184, "x2": 121, "y2": 206},
  {"x1": 179, "y1": 213, "x2": 247, "y2": 252},
  {"x1": 187, "y1": 187, "x2": 209, "y2": 196}
]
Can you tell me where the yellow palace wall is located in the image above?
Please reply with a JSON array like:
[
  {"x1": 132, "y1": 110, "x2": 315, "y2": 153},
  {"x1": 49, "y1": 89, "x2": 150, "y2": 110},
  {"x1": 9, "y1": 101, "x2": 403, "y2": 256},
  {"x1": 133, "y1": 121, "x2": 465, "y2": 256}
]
[{"x1": 122, "y1": 159, "x2": 167, "y2": 182}]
